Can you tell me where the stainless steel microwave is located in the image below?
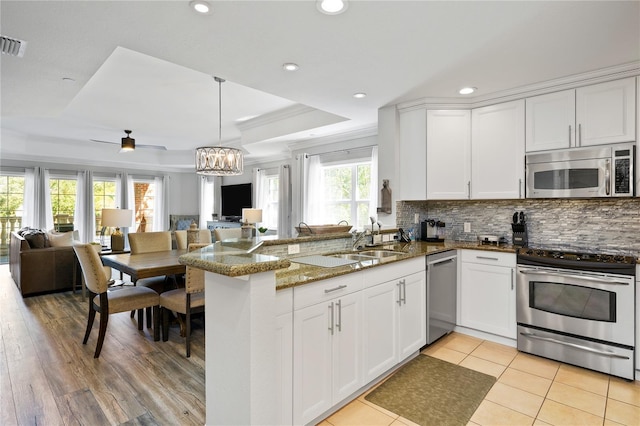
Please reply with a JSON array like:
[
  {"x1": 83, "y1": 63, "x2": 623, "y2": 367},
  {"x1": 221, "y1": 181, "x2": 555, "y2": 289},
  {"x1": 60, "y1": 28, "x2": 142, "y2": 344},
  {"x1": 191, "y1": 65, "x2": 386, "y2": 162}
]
[{"x1": 526, "y1": 143, "x2": 635, "y2": 198}]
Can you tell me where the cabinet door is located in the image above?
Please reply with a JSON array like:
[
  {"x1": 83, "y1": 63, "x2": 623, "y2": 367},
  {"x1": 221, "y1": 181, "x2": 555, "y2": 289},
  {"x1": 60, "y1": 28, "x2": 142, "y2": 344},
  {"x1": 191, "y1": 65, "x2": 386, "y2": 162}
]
[
  {"x1": 525, "y1": 89, "x2": 576, "y2": 152},
  {"x1": 332, "y1": 292, "x2": 362, "y2": 403},
  {"x1": 471, "y1": 100, "x2": 525, "y2": 199},
  {"x1": 276, "y1": 311, "x2": 293, "y2": 426},
  {"x1": 398, "y1": 108, "x2": 427, "y2": 200},
  {"x1": 459, "y1": 262, "x2": 516, "y2": 339},
  {"x1": 398, "y1": 271, "x2": 426, "y2": 360},
  {"x1": 293, "y1": 302, "x2": 333, "y2": 424},
  {"x1": 576, "y1": 77, "x2": 636, "y2": 146},
  {"x1": 361, "y1": 280, "x2": 398, "y2": 383},
  {"x1": 426, "y1": 110, "x2": 471, "y2": 199}
]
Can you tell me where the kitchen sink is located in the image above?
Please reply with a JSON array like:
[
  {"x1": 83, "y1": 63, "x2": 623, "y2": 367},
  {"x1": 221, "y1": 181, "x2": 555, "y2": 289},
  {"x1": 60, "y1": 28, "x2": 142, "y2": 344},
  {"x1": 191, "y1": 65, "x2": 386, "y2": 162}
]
[
  {"x1": 330, "y1": 253, "x2": 377, "y2": 262},
  {"x1": 358, "y1": 250, "x2": 404, "y2": 258}
]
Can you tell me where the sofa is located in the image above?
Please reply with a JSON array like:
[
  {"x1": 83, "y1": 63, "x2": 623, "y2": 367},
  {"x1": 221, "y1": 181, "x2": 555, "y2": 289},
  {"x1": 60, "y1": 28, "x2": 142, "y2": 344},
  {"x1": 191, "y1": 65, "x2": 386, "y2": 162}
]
[{"x1": 9, "y1": 230, "x2": 82, "y2": 297}]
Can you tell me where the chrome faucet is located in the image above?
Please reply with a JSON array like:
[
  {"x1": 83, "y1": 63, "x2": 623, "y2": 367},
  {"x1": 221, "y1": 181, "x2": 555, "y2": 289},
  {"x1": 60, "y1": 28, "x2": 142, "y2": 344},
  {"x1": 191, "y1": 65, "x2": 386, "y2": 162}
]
[{"x1": 352, "y1": 230, "x2": 369, "y2": 250}]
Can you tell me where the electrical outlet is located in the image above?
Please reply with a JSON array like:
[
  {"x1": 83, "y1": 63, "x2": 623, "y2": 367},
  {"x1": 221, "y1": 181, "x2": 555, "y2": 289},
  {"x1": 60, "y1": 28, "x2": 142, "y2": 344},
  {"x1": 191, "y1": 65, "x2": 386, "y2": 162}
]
[
  {"x1": 288, "y1": 244, "x2": 300, "y2": 255},
  {"x1": 464, "y1": 222, "x2": 471, "y2": 233},
  {"x1": 414, "y1": 213, "x2": 419, "y2": 224}
]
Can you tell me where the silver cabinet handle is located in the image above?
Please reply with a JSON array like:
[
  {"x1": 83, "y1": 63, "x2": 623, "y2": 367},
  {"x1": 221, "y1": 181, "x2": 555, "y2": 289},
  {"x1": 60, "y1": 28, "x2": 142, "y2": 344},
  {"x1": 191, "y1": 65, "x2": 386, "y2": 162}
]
[
  {"x1": 520, "y1": 332, "x2": 629, "y2": 359},
  {"x1": 518, "y1": 178, "x2": 522, "y2": 198},
  {"x1": 431, "y1": 258, "x2": 455, "y2": 266},
  {"x1": 328, "y1": 302, "x2": 334, "y2": 335},
  {"x1": 569, "y1": 125, "x2": 572, "y2": 146},
  {"x1": 511, "y1": 268, "x2": 514, "y2": 290},
  {"x1": 476, "y1": 256, "x2": 499, "y2": 261},
  {"x1": 336, "y1": 299, "x2": 342, "y2": 332},
  {"x1": 578, "y1": 123, "x2": 582, "y2": 146},
  {"x1": 324, "y1": 284, "x2": 347, "y2": 294},
  {"x1": 467, "y1": 181, "x2": 471, "y2": 199},
  {"x1": 605, "y1": 158, "x2": 611, "y2": 196},
  {"x1": 400, "y1": 279, "x2": 406, "y2": 305},
  {"x1": 396, "y1": 282, "x2": 402, "y2": 306}
]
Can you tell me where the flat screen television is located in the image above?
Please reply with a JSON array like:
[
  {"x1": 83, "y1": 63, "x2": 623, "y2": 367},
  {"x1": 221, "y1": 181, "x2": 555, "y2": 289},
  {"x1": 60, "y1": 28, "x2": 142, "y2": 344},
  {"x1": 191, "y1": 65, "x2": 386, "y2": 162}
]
[{"x1": 221, "y1": 183, "x2": 252, "y2": 220}]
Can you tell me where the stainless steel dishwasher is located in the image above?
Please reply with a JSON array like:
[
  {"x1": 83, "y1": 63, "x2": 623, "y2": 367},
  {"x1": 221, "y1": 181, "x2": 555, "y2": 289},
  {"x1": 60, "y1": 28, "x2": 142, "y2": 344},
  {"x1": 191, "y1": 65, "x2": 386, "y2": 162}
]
[{"x1": 426, "y1": 250, "x2": 457, "y2": 345}]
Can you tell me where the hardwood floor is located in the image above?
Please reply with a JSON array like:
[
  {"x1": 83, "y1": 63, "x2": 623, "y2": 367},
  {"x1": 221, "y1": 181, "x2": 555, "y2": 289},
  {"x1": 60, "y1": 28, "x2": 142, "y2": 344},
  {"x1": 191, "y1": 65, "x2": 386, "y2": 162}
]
[{"x1": 0, "y1": 265, "x2": 205, "y2": 425}]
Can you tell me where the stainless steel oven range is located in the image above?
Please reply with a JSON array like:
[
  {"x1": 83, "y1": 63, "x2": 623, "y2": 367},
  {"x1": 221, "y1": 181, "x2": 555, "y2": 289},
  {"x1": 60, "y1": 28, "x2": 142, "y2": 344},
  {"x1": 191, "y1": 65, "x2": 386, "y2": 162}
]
[{"x1": 516, "y1": 249, "x2": 636, "y2": 380}]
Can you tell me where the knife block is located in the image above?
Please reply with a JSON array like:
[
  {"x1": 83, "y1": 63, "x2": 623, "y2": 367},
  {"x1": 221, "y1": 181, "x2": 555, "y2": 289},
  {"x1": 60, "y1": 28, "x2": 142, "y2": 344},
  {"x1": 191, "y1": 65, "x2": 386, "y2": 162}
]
[{"x1": 511, "y1": 223, "x2": 528, "y2": 247}]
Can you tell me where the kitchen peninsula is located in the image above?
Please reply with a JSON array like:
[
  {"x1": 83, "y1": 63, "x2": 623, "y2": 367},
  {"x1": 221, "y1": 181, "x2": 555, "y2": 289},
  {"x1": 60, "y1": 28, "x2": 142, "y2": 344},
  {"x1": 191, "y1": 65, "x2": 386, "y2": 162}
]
[{"x1": 179, "y1": 234, "x2": 516, "y2": 425}]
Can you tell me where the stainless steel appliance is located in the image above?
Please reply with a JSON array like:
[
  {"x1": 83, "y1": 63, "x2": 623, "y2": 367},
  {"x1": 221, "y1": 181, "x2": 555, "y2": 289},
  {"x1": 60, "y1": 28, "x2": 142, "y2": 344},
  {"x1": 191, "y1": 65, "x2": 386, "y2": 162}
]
[
  {"x1": 426, "y1": 250, "x2": 457, "y2": 344},
  {"x1": 516, "y1": 248, "x2": 636, "y2": 380},
  {"x1": 526, "y1": 143, "x2": 635, "y2": 198}
]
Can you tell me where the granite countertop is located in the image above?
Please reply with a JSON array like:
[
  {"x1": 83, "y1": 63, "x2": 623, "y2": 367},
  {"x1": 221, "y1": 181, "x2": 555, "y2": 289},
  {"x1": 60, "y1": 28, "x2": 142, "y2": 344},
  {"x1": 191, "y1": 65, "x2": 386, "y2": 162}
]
[{"x1": 180, "y1": 238, "x2": 517, "y2": 290}]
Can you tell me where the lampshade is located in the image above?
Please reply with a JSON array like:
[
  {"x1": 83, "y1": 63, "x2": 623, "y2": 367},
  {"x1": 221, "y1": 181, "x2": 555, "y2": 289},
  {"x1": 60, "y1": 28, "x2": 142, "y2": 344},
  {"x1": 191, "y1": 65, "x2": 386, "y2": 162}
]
[
  {"x1": 195, "y1": 76, "x2": 244, "y2": 176},
  {"x1": 242, "y1": 208, "x2": 262, "y2": 224},
  {"x1": 101, "y1": 208, "x2": 133, "y2": 228}
]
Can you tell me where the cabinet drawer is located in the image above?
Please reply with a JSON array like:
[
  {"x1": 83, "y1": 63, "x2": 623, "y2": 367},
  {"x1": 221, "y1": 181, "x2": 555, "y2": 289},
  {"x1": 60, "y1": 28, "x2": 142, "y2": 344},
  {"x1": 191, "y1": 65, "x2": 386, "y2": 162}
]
[
  {"x1": 362, "y1": 257, "x2": 425, "y2": 289},
  {"x1": 294, "y1": 273, "x2": 363, "y2": 310},
  {"x1": 460, "y1": 249, "x2": 515, "y2": 267}
]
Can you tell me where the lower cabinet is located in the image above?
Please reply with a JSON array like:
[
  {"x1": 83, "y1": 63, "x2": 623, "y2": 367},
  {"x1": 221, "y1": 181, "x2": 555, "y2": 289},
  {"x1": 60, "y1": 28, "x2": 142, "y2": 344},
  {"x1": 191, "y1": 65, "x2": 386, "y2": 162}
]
[
  {"x1": 362, "y1": 258, "x2": 426, "y2": 384},
  {"x1": 292, "y1": 275, "x2": 363, "y2": 425},
  {"x1": 458, "y1": 250, "x2": 516, "y2": 339},
  {"x1": 275, "y1": 288, "x2": 293, "y2": 426}
]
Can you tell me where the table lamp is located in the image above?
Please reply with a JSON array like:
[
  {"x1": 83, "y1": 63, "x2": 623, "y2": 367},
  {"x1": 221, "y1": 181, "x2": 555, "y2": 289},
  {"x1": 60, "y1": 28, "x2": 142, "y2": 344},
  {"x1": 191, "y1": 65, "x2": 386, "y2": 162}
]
[
  {"x1": 101, "y1": 208, "x2": 133, "y2": 251},
  {"x1": 241, "y1": 208, "x2": 262, "y2": 238}
]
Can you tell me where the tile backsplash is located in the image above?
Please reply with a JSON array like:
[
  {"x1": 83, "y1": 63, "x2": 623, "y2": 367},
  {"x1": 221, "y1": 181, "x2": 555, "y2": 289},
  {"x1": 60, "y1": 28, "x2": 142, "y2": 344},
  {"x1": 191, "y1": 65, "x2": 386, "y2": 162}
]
[{"x1": 397, "y1": 198, "x2": 640, "y2": 256}]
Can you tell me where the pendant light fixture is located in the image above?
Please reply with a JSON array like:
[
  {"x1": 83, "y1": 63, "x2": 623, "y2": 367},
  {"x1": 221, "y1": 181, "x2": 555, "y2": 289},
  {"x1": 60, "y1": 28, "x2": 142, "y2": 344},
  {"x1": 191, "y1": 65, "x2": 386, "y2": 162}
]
[{"x1": 195, "y1": 76, "x2": 244, "y2": 176}]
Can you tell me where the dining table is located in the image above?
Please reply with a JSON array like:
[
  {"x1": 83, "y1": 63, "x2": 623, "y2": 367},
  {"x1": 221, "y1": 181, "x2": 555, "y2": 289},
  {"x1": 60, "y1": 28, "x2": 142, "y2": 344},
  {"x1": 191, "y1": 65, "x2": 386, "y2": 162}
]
[{"x1": 100, "y1": 249, "x2": 188, "y2": 283}]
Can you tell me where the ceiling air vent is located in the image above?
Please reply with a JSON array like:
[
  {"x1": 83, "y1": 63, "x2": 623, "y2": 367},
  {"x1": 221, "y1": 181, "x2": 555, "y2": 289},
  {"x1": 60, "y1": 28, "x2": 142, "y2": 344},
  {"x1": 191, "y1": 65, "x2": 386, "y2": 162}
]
[{"x1": 0, "y1": 35, "x2": 27, "y2": 58}]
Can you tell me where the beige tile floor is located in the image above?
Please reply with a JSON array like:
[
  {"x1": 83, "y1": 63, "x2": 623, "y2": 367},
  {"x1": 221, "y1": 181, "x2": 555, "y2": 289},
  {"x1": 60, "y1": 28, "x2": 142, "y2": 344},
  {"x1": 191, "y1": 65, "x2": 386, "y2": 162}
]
[{"x1": 319, "y1": 332, "x2": 640, "y2": 426}]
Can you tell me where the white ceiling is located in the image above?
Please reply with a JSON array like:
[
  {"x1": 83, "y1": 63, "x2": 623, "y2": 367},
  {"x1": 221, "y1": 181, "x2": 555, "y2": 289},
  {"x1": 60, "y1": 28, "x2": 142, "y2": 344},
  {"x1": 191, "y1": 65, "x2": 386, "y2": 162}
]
[{"x1": 1, "y1": 0, "x2": 639, "y2": 171}]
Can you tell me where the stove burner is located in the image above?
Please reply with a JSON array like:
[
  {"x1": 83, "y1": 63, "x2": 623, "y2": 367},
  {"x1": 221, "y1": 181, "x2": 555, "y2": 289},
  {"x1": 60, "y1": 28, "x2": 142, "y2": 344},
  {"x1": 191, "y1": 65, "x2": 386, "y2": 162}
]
[{"x1": 519, "y1": 248, "x2": 635, "y2": 264}]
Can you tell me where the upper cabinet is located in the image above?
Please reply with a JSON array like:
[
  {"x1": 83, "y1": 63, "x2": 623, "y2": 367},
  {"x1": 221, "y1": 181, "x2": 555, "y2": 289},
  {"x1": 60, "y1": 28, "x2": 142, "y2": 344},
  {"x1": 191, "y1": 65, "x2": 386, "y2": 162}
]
[
  {"x1": 426, "y1": 110, "x2": 471, "y2": 200},
  {"x1": 398, "y1": 108, "x2": 427, "y2": 200},
  {"x1": 526, "y1": 77, "x2": 636, "y2": 152},
  {"x1": 471, "y1": 100, "x2": 525, "y2": 199}
]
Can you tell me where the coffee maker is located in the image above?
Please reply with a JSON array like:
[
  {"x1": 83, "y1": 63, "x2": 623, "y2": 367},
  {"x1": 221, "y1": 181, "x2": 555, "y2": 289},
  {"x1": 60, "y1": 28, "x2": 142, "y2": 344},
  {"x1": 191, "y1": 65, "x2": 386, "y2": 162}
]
[{"x1": 420, "y1": 219, "x2": 445, "y2": 242}]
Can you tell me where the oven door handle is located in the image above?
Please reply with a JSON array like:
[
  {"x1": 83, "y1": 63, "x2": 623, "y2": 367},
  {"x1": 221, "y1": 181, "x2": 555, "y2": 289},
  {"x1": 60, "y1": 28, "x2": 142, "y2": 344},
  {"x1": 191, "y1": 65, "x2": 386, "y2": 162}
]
[
  {"x1": 520, "y1": 332, "x2": 630, "y2": 360},
  {"x1": 518, "y1": 269, "x2": 630, "y2": 285}
]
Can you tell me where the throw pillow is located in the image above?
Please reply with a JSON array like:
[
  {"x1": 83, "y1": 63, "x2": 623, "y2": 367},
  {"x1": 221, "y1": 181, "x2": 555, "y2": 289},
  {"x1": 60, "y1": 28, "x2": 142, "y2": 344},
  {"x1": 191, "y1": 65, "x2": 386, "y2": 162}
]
[
  {"x1": 177, "y1": 219, "x2": 192, "y2": 230},
  {"x1": 23, "y1": 230, "x2": 46, "y2": 249},
  {"x1": 47, "y1": 230, "x2": 75, "y2": 247}
]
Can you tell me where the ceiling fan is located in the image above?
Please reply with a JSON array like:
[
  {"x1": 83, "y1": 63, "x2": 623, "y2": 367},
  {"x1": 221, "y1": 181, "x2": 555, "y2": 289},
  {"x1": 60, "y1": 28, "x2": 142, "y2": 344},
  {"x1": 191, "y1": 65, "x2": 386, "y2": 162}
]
[{"x1": 90, "y1": 130, "x2": 167, "y2": 152}]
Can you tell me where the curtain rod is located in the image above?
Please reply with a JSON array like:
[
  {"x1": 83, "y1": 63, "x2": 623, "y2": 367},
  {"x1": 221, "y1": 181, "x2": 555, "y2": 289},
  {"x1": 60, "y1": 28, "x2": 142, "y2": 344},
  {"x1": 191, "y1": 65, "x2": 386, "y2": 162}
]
[{"x1": 305, "y1": 145, "x2": 376, "y2": 158}]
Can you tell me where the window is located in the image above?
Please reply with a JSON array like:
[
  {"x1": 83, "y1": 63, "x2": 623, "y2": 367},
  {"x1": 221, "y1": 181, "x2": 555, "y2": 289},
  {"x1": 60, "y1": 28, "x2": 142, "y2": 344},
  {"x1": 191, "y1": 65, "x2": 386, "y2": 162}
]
[
  {"x1": 49, "y1": 177, "x2": 77, "y2": 232},
  {"x1": 320, "y1": 161, "x2": 371, "y2": 230},
  {"x1": 133, "y1": 180, "x2": 155, "y2": 232},
  {"x1": 0, "y1": 174, "x2": 25, "y2": 264},
  {"x1": 93, "y1": 178, "x2": 117, "y2": 241},
  {"x1": 260, "y1": 173, "x2": 279, "y2": 230}
]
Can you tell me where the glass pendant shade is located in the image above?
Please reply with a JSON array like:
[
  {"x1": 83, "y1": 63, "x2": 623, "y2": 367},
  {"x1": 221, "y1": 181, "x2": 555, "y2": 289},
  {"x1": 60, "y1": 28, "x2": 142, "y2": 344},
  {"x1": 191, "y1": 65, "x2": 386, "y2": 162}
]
[{"x1": 195, "y1": 146, "x2": 244, "y2": 176}]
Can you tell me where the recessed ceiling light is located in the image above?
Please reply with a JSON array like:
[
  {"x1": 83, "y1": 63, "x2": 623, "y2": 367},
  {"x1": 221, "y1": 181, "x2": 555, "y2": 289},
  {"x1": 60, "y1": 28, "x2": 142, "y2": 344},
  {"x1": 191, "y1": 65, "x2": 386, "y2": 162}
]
[
  {"x1": 459, "y1": 87, "x2": 476, "y2": 95},
  {"x1": 283, "y1": 63, "x2": 299, "y2": 71},
  {"x1": 317, "y1": 0, "x2": 348, "y2": 15},
  {"x1": 189, "y1": 1, "x2": 211, "y2": 14},
  {"x1": 353, "y1": 92, "x2": 367, "y2": 99}
]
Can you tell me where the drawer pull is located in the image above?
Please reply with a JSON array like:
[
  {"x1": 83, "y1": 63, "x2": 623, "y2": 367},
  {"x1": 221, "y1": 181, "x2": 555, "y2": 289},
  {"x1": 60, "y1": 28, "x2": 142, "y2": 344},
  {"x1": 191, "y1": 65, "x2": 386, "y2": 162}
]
[
  {"x1": 476, "y1": 256, "x2": 499, "y2": 261},
  {"x1": 324, "y1": 284, "x2": 347, "y2": 294}
]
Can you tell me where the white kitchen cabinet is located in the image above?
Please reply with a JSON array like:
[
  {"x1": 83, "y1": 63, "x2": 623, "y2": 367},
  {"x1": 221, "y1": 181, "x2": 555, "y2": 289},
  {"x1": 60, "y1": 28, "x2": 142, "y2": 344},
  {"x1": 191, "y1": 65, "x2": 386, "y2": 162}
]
[
  {"x1": 426, "y1": 110, "x2": 472, "y2": 199},
  {"x1": 526, "y1": 77, "x2": 636, "y2": 152},
  {"x1": 459, "y1": 250, "x2": 517, "y2": 339},
  {"x1": 292, "y1": 275, "x2": 362, "y2": 425},
  {"x1": 398, "y1": 107, "x2": 427, "y2": 200},
  {"x1": 275, "y1": 289, "x2": 293, "y2": 426},
  {"x1": 526, "y1": 89, "x2": 576, "y2": 152},
  {"x1": 471, "y1": 100, "x2": 525, "y2": 199},
  {"x1": 362, "y1": 257, "x2": 426, "y2": 383},
  {"x1": 636, "y1": 266, "x2": 640, "y2": 375}
]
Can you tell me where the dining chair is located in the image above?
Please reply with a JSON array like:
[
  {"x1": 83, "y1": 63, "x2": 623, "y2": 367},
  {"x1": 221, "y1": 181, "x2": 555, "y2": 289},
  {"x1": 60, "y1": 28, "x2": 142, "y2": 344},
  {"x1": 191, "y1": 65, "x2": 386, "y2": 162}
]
[
  {"x1": 160, "y1": 243, "x2": 208, "y2": 357},
  {"x1": 127, "y1": 231, "x2": 173, "y2": 325},
  {"x1": 175, "y1": 229, "x2": 212, "y2": 250},
  {"x1": 214, "y1": 227, "x2": 242, "y2": 241},
  {"x1": 73, "y1": 243, "x2": 160, "y2": 358}
]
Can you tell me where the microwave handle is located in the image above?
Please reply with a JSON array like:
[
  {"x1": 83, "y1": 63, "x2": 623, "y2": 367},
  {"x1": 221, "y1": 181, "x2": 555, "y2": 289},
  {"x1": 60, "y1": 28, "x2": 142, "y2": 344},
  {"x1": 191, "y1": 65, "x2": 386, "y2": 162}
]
[{"x1": 605, "y1": 159, "x2": 611, "y2": 195}]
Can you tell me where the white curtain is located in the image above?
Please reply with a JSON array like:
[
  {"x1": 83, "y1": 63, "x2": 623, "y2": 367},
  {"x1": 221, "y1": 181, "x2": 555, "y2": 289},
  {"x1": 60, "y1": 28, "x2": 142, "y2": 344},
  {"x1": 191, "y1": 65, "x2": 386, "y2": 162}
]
[
  {"x1": 74, "y1": 170, "x2": 95, "y2": 242},
  {"x1": 154, "y1": 175, "x2": 169, "y2": 231},
  {"x1": 22, "y1": 168, "x2": 37, "y2": 228},
  {"x1": 41, "y1": 169, "x2": 53, "y2": 231},
  {"x1": 305, "y1": 154, "x2": 322, "y2": 224},
  {"x1": 198, "y1": 175, "x2": 216, "y2": 228},
  {"x1": 369, "y1": 146, "x2": 379, "y2": 219},
  {"x1": 278, "y1": 164, "x2": 292, "y2": 237},
  {"x1": 254, "y1": 168, "x2": 266, "y2": 209}
]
